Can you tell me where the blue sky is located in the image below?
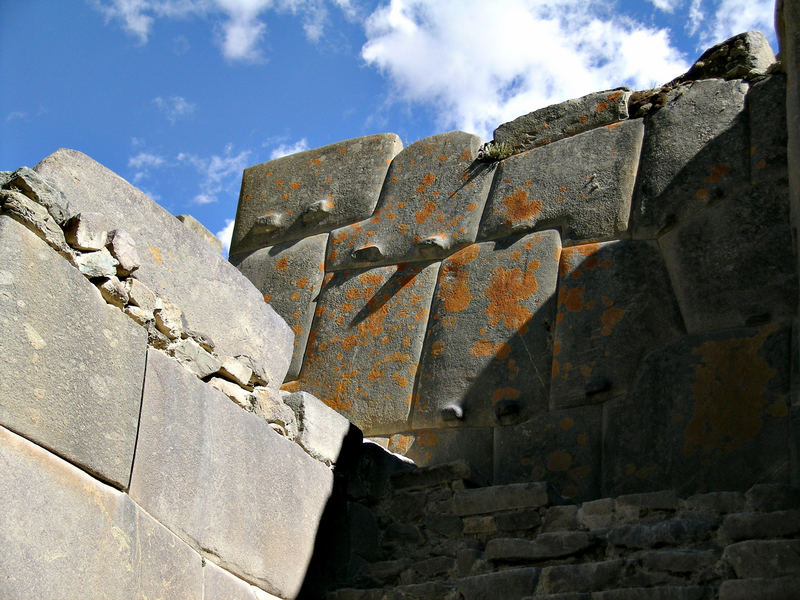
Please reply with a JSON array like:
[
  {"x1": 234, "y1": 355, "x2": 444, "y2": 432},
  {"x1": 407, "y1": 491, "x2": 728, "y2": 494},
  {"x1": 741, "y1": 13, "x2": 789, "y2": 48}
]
[{"x1": 0, "y1": 0, "x2": 778, "y2": 253}]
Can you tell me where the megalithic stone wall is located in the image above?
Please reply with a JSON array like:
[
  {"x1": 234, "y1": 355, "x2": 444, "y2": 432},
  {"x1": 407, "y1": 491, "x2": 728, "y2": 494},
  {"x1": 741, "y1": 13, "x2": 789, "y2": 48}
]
[{"x1": 230, "y1": 29, "x2": 799, "y2": 499}]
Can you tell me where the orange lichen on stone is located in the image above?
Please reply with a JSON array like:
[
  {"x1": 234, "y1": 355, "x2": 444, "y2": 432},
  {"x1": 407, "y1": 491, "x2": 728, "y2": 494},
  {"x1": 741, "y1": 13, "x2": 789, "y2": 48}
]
[
  {"x1": 558, "y1": 286, "x2": 585, "y2": 313},
  {"x1": 290, "y1": 291, "x2": 301, "y2": 302},
  {"x1": 276, "y1": 257, "x2": 289, "y2": 271},
  {"x1": 290, "y1": 181, "x2": 301, "y2": 190},
  {"x1": 547, "y1": 450, "x2": 572, "y2": 471},
  {"x1": 431, "y1": 340, "x2": 445, "y2": 357},
  {"x1": 491, "y1": 387, "x2": 520, "y2": 405},
  {"x1": 704, "y1": 163, "x2": 731, "y2": 183},
  {"x1": 596, "y1": 101, "x2": 608, "y2": 113},
  {"x1": 485, "y1": 261, "x2": 539, "y2": 329},
  {"x1": 601, "y1": 307, "x2": 625, "y2": 336},
  {"x1": 149, "y1": 246, "x2": 164, "y2": 265},
  {"x1": 608, "y1": 91, "x2": 623, "y2": 101},
  {"x1": 501, "y1": 188, "x2": 542, "y2": 223},
  {"x1": 389, "y1": 434, "x2": 414, "y2": 454},
  {"x1": 263, "y1": 293, "x2": 271, "y2": 303},
  {"x1": 471, "y1": 339, "x2": 511, "y2": 359},
  {"x1": 296, "y1": 277, "x2": 309, "y2": 288},
  {"x1": 560, "y1": 417, "x2": 574, "y2": 430},
  {"x1": 415, "y1": 201, "x2": 437, "y2": 224}
]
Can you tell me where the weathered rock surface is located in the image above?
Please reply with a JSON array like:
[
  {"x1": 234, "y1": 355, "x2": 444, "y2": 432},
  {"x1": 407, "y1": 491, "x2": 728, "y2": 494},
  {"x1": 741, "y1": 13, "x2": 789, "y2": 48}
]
[
  {"x1": 64, "y1": 211, "x2": 108, "y2": 250},
  {"x1": 388, "y1": 429, "x2": 494, "y2": 484},
  {"x1": 129, "y1": 349, "x2": 334, "y2": 598},
  {"x1": 204, "y1": 561, "x2": 282, "y2": 600},
  {"x1": 233, "y1": 233, "x2": 328, "y2": 380},
  {"x1": 478, "y1": 119, "x2": 643, "y2": 244},
  {"x1": 0, "y1": 215, "x2": 147, "y2": 488},
  {"x1": 231, "y1": 133, "x2": 402, "y2": 253},
  {"x1": 74, "y1": 247, "x2": 119, "y2": 278},
  {"x1": 106, "y1": 228, "x2": 140, "y2": 276},
  {"x1": 34, "y1": 148, "x2": 293, "y2": 390},
  {"x1": 412, "y1": 231, "x2": 560, "y2": 429},
  {"x1": 176, "y1": 213, "x2": 223, "y2": 254},
  {"x1": 283, "y1": 390, "x2": 360, "y2": 465},
  {"x1": 325, "y1": 131, "x2": 493, "y2": 270},
  {"x1": 0, "y1": 189, "x2": 72, "y2": 257},
  {"x1": 0, "y1": 425, "x2": 203, "y2": 600},
  {"x1": 748, "y1": 74, "x2": 787, "y2": 184},
  {"x1": 2, "y1": 165, "x2": 70, "y2": 225},
  {"x1": 491, "y1": 88, "x2": 631, "y2": 155},
  {"x1": 676, "y1": 31, "x2": 775, "y2": 82}
]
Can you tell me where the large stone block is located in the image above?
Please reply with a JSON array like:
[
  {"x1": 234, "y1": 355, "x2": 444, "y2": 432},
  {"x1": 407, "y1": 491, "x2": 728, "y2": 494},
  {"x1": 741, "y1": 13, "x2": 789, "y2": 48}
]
[
  {"x1": 492, "y1": 88, "x2": 631, "y2": 154},
  {"x1": 325, "y1": 131, "x2": 493, "y2": 270},
  {"x1": 493, "y1": 405, "x2": 602, "y2": 500},
  {"x1": 659, "y1": 179, "x2": 796, "y2": 333},
  {"x1": 297, "y1": 261, "x2": 439, "y2": 435},
  {"x1": 550, "y1": 240, "x2": 684, "y2": 409},
  {"x1": 34, "y1": 149, "x2": 293, "y2": 389},
  {"x1": 412, "y1": 231, "x2": 560, "y2": 429},
  {"x1": 232, "y1": 233, "x2": 328, "y2": 379},
  {"x1": 748, "y1": 74, "x2": 788, "y2": 184},
  {"x1": 478, "y1": 119, "x2": 643, "y2": 245},
  {"x1": 0, "y1": 215, "x2": 146, "y2": 488},
  {"x1": 0, "y1": 425, "x2": 203, "y2": 600},
  {"x1": 283, "y1": 390, "x2": 361, "y2": 465},
  {"x1": 129, "y1": 349, "x2": 334, "y2": 599},
  {"x1": 231, "y1": 134, "x2": 402, "y2": 253},
  {"x1": 603, "y1": 323, "x2": 792, "y2": 496},
  {"x1": 204, "y1": 561, "x2": 282, "y2": 600},
  {"x1": 631, "y1": 79, "x2": 749, "y2": 238}
]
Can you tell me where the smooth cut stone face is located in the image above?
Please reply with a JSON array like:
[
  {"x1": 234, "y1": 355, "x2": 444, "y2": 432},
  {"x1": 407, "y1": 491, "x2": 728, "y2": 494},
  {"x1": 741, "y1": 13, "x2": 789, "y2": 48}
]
[
  {"x1": 478, "y1": 119, "x2": 643, "y2": 245},
  {"x1": 0, "y1": 216, "x2": 147, "y2": 489},
  {"x1": 659, "y1": 179, "x2": 796, "y2": 334},
  {"x1": 129, "y1": 349, "x2": 334, "y2": 600},
  {"x1": 550, "y1": 240, "x2": 684, "y2": 410},
  {"x1": 232, "y1": 233, "x2": 328, "y2": 380},
  {"x1": 34, "y1": 149, "x2": 294, "y2": 390},
  {"x1": 493, "y1": 88, "x2": 631, "y2": 153},
  {"x1": 411, "y1": 231, "x2": 561, "y2": 429},
  {"x1": 231, "y1": 133, "x2": 402, "y2": 253},
  {"x1": 297, "y1": 262, "x2": 439, "y2": 436},
  {"x1": 631, "y1": 79, "x2": 749, "y2": 238},
  {"x1": 325, "y1": 131, "x2": 493, "y2": 270},
  {"x1": 0, "y1": 425, "x2": 203, "y2": 600},
  {"x1": 748, "y1": 74, "x2": 788, "y2": 184},
  {"x1": 493, "y1": 405, "x2": 602, "y2": 501},
  {"x1": 603, "y1": 323, "x2": 792, "y2": 496},
  {"x1": 204, "y1": 561, "x2": 281, "y2": 600}
]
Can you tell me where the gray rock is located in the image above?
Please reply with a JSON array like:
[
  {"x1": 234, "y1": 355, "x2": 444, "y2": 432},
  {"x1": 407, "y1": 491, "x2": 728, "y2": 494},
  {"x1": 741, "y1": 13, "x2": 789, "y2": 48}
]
[
  {"x1": 106, "y1": 229, "x2": 140, "y2": 276},
  {"x1": 748, "y1": 74, "x2": 787, "y2": 184},
  {"x1": 34, "y1": 149, "x2": 293, "y2": 391},
  {"x1": 389, "y1": 427, "x2": 494, "y2": 483},
  {"x1": 231, "y1": 133, "x2": 402, "y2": 253},
  {"x1": 0, "y1": 216, "x2": 147, "y2": 488},
  {"x1": 453, "y1": 481, "x2": 553, "y2": 516},
  {"x1": 129, "y1": 349, "x2": 335, "y2": 599},
  {"x1": 3, "y1": 166, "x2": 70, "y2": 225},
  {"x1": 325, "y1": 131, "x2": 493, "y2": 270},
  {"x1": 608, "y1": 517, "x2": 717, "y2": 549},
  {"x1": 218, "y1": 355, "x2": 253, "y2": 387},
  {"x1": 745, "y1": 482, "x2": 800, "y2": 511},
  {"x1": 723, "y1": 539, "x2": 800, "y2": 578},
  {"x1": 0, "y1": 425, "x2": 203, "y2": 600},
  {"x1": 125, "y1": 277, "x2": 157, "y2": 313},
  {"x1": 486, "y1": 532, "x2": 594, "y2": 561},
  {"x1": 207, "y1": 376, "x2": 257, "y2": 411},
  {"x1": 252, "y1": 388, "x2": 299, "y2": 439},
  {"x1": 492, "y1": 88, "x2": 631, "y2": 155},
  {"x1": 616, "y1": 489, "x2": 679, "y2": 511},
  {"x1": 722, "y1": 510, "x2": 800, "y2": 541},
  {"x1": 124, "y1": 304, "x2": 154, "y2": 326},
  {"x1": 389, "y1": 460, "x2": 477, "y2": 491},
  {"x1": 232, "y1": 233, "x2": 328, "y2": 380},
  {"x1": 682, "y1": 491, "x2": 745, "y2": 514},
  {"x1": 632, "y1": 78, "x2": 749, "y2": 238},
  {"x1": 677, "y1": 31, "x2": 775, "y2": 82},
  {"x1": 64, "y1": 211, "x2": 108, "y2": 250},
  {"x1": 479, "y1": 119, "x2": 643, "y2": 245},
  {"x1": 169, "y1": 338, "x2": 222, "y2": 378},
  {"x1": 592, "y1": 587, "x2": 708, "y2": 600},
  {"x1": 541, "y1": 505, "x2": 579, "y2": 532},
  {"x1": 283, "y1": 390, "x2": 361, "y2": 465},
  {"x1": 719, "y1": 576, "x2": 800, "y2": 600},
  {"x1": 577, "y1": 498, "x2": 615, "y2": 530},
  {"x1": 640, "y1": 550, "x2": 719, "y2": 574},
  {"x1": 412, "y1": 231, "x2": 560, "y2": 430},
  {"x1": 176, "y1": 213, "x2": 223, "y2": 254},
  {"x1": 0, "y1": 189, "x2": 72, "y2": 258},
  {"x1": 182, "y1": 328, "x2": 216, "y2": 353},
  {"x1": 455, "y1": 568, "x2": 540, "y2": 600},
  {"x1": 96, "y1": 275, "x2": 129, "y2": 308},
  {"x1": 74, "y1": 247, "x2": 119, "y2": 278},
  {"x1": 537, "y1": 560, "x2": 624, "y2": 594},
  {"x1": 154, "y1": 296, "x2": 185, "y2": 339},
  {"x1": 603, "y1": 323, "x2": 792, "y2": 496}
]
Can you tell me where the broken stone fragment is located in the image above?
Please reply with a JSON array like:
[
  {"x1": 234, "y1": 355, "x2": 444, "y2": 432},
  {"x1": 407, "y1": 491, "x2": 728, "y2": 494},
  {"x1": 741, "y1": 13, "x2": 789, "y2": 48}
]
[
  {"x1": 154, "y1": 297, "x2": 185, "y2": 340},
  {"x1": 3, "y1": 166, "x2": 70, "y2": 225},
  {"x1": 169, "y1": 338, "x2": 221, "y2": 379},
  {"x1": 676, "y1": 30, "x2": 775, "y2": 83},
  {"x1": 217, "y1": 356, "x2": 253, "y2": 388},
  {"x1": 283, "y1": 390, "x2": 360, "y2": 465},
  {"x1": 125, "y1": 278, "x2": 157, "y2": 313},
  {"x1": 253, "y1": 387, "x2": 299, "y2": 439},
  {"x1": 0, "y1": 171, "x2": 12, "y2": 187},
  {"x1": 181, "y1": 329, "x2": 215, "y2": 354},
  {"x1": 96, "y1": 276, "x2": 129, "y2": 308},
  {"x1": 235, "y1": 354, "x2": 270, "y2": 387},
  {"x1": 175, "y1": 214, "x2": 223, "y2": 254},
  {"x1": 74, "y1": 247, "x2": 119, "y2": 278},
  {"x1": 106, "y1": 229, "x2": 140, "y2": 276},
  {"x1": 0, "y1": 189, "x2": 72, "y2": 258},
  {"x1": 208, "y1": 376, "x2": 257, "y2": 412},
  {"x1": 124, "y1": 305, "x2": 154, "y2": 326},
  {"x1": 64, "y1": 212, "x2": 108, "y2": 251}
]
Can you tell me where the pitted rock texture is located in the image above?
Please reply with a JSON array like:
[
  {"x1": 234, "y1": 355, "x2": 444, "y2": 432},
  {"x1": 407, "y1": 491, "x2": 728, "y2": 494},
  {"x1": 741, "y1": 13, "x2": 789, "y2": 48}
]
[
  {"x1": 231, "y1": 133, "x2": 402, "y2": 254},
  {"x1": 412, "y1": 231, "x2": 560, "y2": 430},
  {"x1": 325, "y1": 131, "x2": 493, "y2": 270}
]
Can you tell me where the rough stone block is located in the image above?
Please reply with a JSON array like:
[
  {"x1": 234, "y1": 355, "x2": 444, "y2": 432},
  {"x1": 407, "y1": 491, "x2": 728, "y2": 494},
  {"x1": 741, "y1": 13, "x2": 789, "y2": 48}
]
[
  {"x1": 3, "y1": 165, "x2": 70, "y2": 225},
  {"x1": 126, "y1": 277, "x2": 157, "y2": 312},
  {"x1": 0, "y1": 215, "x2": 147, "y2": 488},
  {"x1": 74, "y1": 247, "x2": 119, "y2": 278},
  {"x1": 169, "y1": 338, "x2": 221, "y2": 378},
  {"x1": 232, "y1": 233, "x2": 327, "y2": 380},
  {"x1": 486, "y1": 533, "x2": 594, "y2": 562},
  {"x1": 615, "y1": 489, "x2": 679, "y2": 511},
  {"x1": 231, "y1": 133, "x2": 402, "y2": 253},
  {"x1": 607, "y1": 517, "x2": 716, "y2": 549},
  {"x1": 721, "y1": 510, "x2": 800, "y2": 541},
  {"x1": 0, "y1": 189, "x2": 72, "y2": 257},
  {"x1": 632, "y1": 79, "x2": 749, "y2": 238},
  {"x1": 96, "y1": 275, "x2": 129, "y2": 307},
  {"x1": 550, "y1": 240, "x2": 683, "y2": 409},
  {"x1": 64, "y1": 211, "x2": 108, "y2": 250},
  {"x1": 659, "y1": 179, "x2": 796, "y2": 333},
  {"x1": 682, "y1": 491, "x2": 745, "y2": 514},
  {"x1": 542, "y1": 505, "x2": 579, "y2": 532},
  {"x1": 678, "y1": 31, "x2": 775, "y2": 82},
  {"x1": 412, "y1": 231, "x2": 560, "y2": 429},
  {"x1": 719, "y1": 576, "x2": 800, "y2": 600},
  {"x1": 283, "y1": 390, "x2": 361, "y2": 465},
  {"x1": 296, "y1": 261, "x2": 438, "y2": 435},
  {"x1": 34, "y1": 149, "x2": 293, "y2": 390},
  {"x1": 494, "y1": 405, "x2": 601, "y2": 500},
  {"x1": 593, "y1": 587, "x2": 707, "y2": 600},
  {"x1": 388, "y1": 460, "x2": 477, "y2": 491},
  {"x1": 204, "y1": 561, "x2": 282, "y2": 600},
  {"x1": 208, "y1": 376, "x2": 257, "y2": 411},
  {"x1": 745, "y1": 482, "x2": 800, "y2": 511},
  {"x1": 176, "y1": 213, "x2": 223, "y2": 254},
  {"x1": 603, "y1": 323, "x2": 792, "y2": 496},
  {"x1": 453, "y1": 482, "x2": 552, "y2": 516},
  {"x1": 749, "y1": 74, "x2": 787, "y2": 184},
  {"x1": 537, "y1": 560, "x2": 624, "y2": 594},
  {"x1": 326, "y1": 131, "x2": 493, "y2": 270},
  {"x1": 577, "y1": 498, "x2": 615, "y2": 530},
  {"x1": 640, "y1": 550, "x2": 718, "y2": 574},
  {"x1": 723, "y1": 539, "x2": 800, "y2": 578},
  {"x1": 492, "y1": 88, "x2": 631, "y2": 154},
  {"x1": 129, "y1": 349, "x2": 334, "y2": 599},
  {"x1": 455, "y1": 568, "x2": 540, "y2": 599},
  {"x1": 479, "y1": 119, "x2": 643, "y2": 245},
  {"x1": 0, "y1": 425, "x2": 203, "y2": 600},
  {"x1": 106, "y1": 229, "x2": 140, "y2": 276}
]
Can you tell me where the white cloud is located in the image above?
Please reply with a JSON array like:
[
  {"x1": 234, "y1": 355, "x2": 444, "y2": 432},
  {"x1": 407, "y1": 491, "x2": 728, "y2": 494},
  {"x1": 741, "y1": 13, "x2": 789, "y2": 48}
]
[
  {"x1": 647, "y1": 0, "x2": 681, "y2": 13},
  {"x1": 215, "y1": 218, "x2": 236, "y2": 255},
  {"x1": 687, "y1": 0, "x2": 704, "y2": 36},
  {"x1": 178, "y1": 143, "x2": 251, "y2": 204},
  {"x1": 128, "y1": 151, "x2": 167, "y2": 182},
  {"x1": 700, "y1": 0, "x2": 776, "y2": 47},
  {"x1": 5, "y1": 111, "x2": 28, "y2": 122},
  {"x1": 269, "y1": 138, "x2": 310, "y2": 159},
  {"x1": 361, "y1": 0, "x2": 689, "y2": 139},
  {"x1": 153, "y1": 95, "x2": 197, "y2": 123}
]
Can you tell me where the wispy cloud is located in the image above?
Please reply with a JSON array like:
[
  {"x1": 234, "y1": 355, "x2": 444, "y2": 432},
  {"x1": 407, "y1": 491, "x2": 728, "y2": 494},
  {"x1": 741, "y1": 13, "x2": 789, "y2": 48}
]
[
  {"x1": 177, "y1": 143, "x2": 251, "y2": 204},
  {"x1": 215, "y1": 218, "x2": 236, "y2": 255},
  {"x1": 269, "y1": 138, "x2": 310, "y2": 159},
  {"x1": 153, "y1": 95, "x2": 197, "y2": 123},
  {"x1": 648, "y1": 0, "x2": 681, "y2": 12},
  {"x1": 128, "y1": 151, "x2": 167, "y2": 182},
  {"x1": 700, "y1": 0, "x2": 776, "y2": 47},
  {"x1": 5, "y1": 111, "x2": 28, "y2": 122}
]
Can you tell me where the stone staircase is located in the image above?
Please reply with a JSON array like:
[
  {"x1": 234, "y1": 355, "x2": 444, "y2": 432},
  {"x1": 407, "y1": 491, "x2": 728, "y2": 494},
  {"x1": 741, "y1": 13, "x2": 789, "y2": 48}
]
[{"x1": 328, "y1": 461, "x2": 800, "y2": 600}]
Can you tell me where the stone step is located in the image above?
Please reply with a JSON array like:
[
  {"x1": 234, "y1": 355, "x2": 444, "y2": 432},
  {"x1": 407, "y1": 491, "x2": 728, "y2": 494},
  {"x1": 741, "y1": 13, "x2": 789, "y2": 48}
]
[
  {"x1": 485, "y1": 532, "x2": 597, "y2": 563},
  {"x1": 452, "y1": 481, "x2": 561, "y2": 517},
  {"x1": 527, "y1": 585, "x2": 709, "y2": 599},
  {"x1": 389, "y1": 460, "x2": 485, "y2": 492}
]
